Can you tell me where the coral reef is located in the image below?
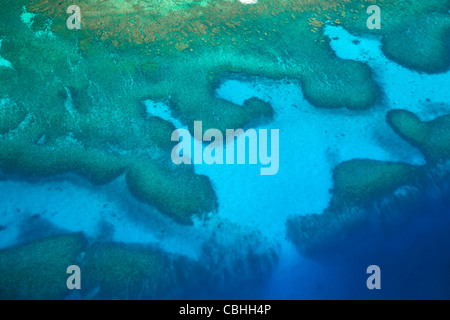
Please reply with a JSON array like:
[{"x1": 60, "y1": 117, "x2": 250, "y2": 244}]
[
  {"x1": 287, "y1": 159, "x2": 422, "y2": 254},
  {"x1": 288, "y1": 108, "x2": 450, "y2": 254},
  {"x1": 387, "y1": 110, "x2": 450, "y2": 163},
  {"x1": 126, "y1": 158, "x2": 218, "y2": 224},
  {"x1": 23, "y1": 0, "x2": 382, "y2": 113},
  {"x1": 0, "y1": 1, "x2": 218, "y2": 222},
  {"x1": 81, "y1": 226, "x2": 278, "y2": 299},
  {"x1": 82, "y1": 242, "x2": 167, "y2": 299},
  {"x1": 330, "y1": 159, "x2": 420, "y2": 208},
  {"x1": 336, "y1": 0, "x2": 450, "y2": 73},
  {"x1": 382, "y1": 13, "x2": 450, "y2": 74},
  {"x1": 3, "y1": 0, "x2": 446, "y2": 224},
  {"x1": 1, "y1": 0, "x2": 449, "y2": 255},
  {"x1": 0, "y1": 233, "x2": 86, "y2": 299}
]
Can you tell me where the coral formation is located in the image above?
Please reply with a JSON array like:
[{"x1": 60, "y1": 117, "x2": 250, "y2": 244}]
[
  {"x1": 287, "y1": 159, "x2": 422, "y2": 254},
  {"x1": 387, "y1": 110, "x2": 450, "y2": 163},
  {"x1": 0, "y1": 0, "x2": 396, "y2": 222},
  {"x1": 81, "y1": 227, "x2": 278, "y2": 299},
  {"x1": 82, "y1": 242, "x2": 167, "y2": 299},
  {"x1": 1, "y1": 0, "x2": 449, "y2": 250},
  {"x1": 126, "y1": 158, "x2": 218, "y2": 224},
  {"x1": 330, "y1": 159, "x2": 420, "y2": 208},
  {"x1": 0, "y1": 1, "x2": 219, "y2": 222},
  {"x1": 382, "y1": 13, "x2": 450, "y2": 74},
  {"x1": 335, "y1": 0, "x2": 450, "y2": 73},
  {"x1": 288, "y1": 107, "x2": 450, "y2": 254},
  {"x1": 23, "y1": 0, "x2": 382, "y2": 113},
  {"x1": 0, "y1": 233, "x2": 86, "y2": 299}
]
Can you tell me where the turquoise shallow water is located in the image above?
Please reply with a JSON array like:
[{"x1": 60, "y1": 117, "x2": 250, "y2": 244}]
[{"x1": 1, "y1": 1, "x2": 450, "y2": 300}]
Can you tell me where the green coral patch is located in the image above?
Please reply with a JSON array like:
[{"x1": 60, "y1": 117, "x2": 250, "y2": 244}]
[
  {"x1": 387, "y1": 109, "x2": 450, "y2": 163},
  {"x1": 287, "y1": 159, "x2": 422, "y2": 254},
  {"x1": 0, "y1": 101, "x2": 27, "y2": 135},
  {"x1": 299, "y1": 59, "x2": 379, "y2": 110},
  {"x1": 382, "y1": 13, "x2": 450, "y2": 74},
  {"x1": 0, "y1": 141, "x2": 127, "y2": 185},
  {"x1": 126, "y1": 158, "x2": 218, "y2": 224},
  {"x1": 0, "y1": 233, "x2": 86, "y2": 299},
  {"x1": 82, "y1": 242, "x2": 166, "y2": 299},
  {"x1": 0, "y1": 6, "x2": 218, "y2": 223},
  {"x1": 331, "y1": 159, "x2": 420, "y2": 208},
  {"x1": 145, "y1": 116, "x2": 177, "y2": 151},
  {"x1": 337, "y1": 0, "x2": 450, "y2": 73}
]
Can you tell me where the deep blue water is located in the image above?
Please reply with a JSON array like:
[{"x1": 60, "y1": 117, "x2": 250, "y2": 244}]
[
  {"x1": 265, "y1": 175, "x2": 450, "y2": 299},
  {"x1": 151, "y1": 172, "x2": 450, "y2": 300}
]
